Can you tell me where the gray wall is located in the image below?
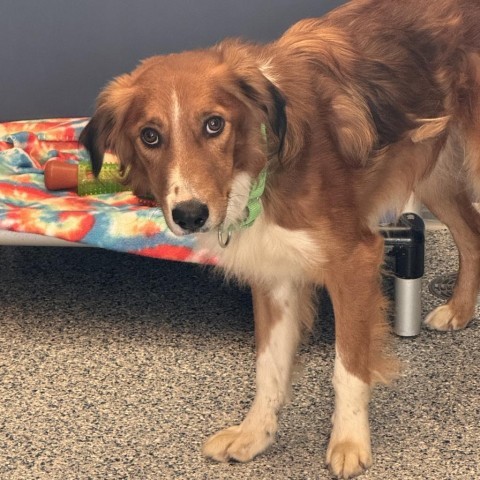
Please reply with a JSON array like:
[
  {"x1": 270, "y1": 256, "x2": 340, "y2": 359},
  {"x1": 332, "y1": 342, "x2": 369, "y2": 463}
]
[{"x1": 0, "y1": 0, "x2": 344, "y2": 121}]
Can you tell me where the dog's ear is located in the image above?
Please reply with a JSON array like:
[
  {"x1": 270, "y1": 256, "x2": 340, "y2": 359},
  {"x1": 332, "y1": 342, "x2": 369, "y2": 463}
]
[
  {"x1": 79, "y1": 110, "x2": 112, "y2": 177},
  {"x1": 236, "y1": 76, "x2": 287, "y2": 157},
  {"x1": 80, "y1": 74, "x2": 134, "y2": 176},
  {"x1": 217, "y1": 41, "x2": 288, "y2": 158}
]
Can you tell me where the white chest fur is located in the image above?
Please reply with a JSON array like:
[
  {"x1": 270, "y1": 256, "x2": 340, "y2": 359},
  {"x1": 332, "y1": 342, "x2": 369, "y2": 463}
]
[{"x1": 195, "y1": 215, "x2": 324, "y2": 286}]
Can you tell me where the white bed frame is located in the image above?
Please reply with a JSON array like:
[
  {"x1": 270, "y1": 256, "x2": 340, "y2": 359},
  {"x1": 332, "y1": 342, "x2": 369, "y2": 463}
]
[{"x1": 0, "y1": 230, "x2": 88, "y2": 247}]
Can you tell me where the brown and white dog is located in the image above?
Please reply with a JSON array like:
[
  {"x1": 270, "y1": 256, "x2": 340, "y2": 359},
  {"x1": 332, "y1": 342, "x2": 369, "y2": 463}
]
[{"x1": 80, "y1": 0, "x2": 480, "y2": 477}]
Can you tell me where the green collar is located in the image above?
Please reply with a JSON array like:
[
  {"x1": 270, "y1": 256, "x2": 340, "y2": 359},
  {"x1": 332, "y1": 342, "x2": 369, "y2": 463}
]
[
  {"x1": 238, "y1": 166, "x2": 267, "y2": 229},
  {"x1": 218, "y1": 124, "x2": 268, "y2": 247}
]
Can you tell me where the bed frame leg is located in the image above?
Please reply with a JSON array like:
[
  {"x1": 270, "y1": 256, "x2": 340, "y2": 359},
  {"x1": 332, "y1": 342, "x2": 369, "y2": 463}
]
[
  {"x1": 394, "y1": 277, "x2": 422, "y2": 336},
  {"x1": 382, "y1": 210, "x2": 425, "y2": 337}
]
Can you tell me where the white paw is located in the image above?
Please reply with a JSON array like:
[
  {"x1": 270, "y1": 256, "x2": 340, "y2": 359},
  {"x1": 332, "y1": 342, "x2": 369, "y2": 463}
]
[
  {"x1": 326, "y1": 440, "x2": 372, "y2": 479},
  {"x1": 425, "y1": 304, "x2": 471, "y2": 331},
  {"x1": 202, "y1": 425, "x2": 275, "y2": 463}
]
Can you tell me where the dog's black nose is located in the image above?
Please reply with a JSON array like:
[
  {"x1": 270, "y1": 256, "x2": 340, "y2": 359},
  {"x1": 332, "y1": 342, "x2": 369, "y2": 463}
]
[{"x1": 172, "y1": 200, "x2": 209, "y2": 232}]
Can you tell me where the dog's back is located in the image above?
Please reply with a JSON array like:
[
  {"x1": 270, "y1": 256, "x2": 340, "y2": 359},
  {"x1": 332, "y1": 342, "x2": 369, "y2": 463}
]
[{"x1": 268, "y1": 0, "x2": 480, "y2": 227}]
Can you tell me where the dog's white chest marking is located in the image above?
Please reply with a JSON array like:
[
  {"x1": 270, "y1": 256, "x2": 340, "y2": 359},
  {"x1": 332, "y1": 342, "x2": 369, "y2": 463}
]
[
  {"x1": 224, "y1": 172, "x2": 253, "y2": 226},
  {"x1": 196, "y1": 214, "x2": 324, "y2": 285}
]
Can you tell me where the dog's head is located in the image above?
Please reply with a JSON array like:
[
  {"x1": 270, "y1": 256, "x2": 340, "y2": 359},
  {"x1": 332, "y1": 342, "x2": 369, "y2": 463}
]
[{"x1": 80, "y1": 46, "x2": 286, "y2": 236}]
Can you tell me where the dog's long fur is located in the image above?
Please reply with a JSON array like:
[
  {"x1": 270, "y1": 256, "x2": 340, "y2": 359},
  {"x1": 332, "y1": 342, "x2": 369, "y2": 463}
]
[{"x1": 80, "y1": 0, "x2": 480, "y2": 477}]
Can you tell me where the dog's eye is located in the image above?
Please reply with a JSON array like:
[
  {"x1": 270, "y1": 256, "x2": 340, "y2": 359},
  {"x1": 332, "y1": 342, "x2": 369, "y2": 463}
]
[
  {"x1": 205, "y1": 116, "x2": 225, "y2": 136},
  {"x1": 141, "y1": 127, "x2": 161, "y2": 147}
]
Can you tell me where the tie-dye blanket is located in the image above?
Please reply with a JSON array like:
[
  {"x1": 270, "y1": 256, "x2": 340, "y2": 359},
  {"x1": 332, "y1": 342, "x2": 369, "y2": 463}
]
[{"x1": 0, "y1": 118, "x2": 212, "y2": 263}]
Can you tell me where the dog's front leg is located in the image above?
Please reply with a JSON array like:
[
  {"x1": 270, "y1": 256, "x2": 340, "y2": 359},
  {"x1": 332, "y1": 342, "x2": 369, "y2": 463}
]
[
  {"x1": 324, "y1": 234, "x2": 395, "y2": 479},
  {"x1": 203, "y1": 280, "x2": 313, "y2": 463},
  {"x1": 326, "y1": 348, "x2": 372, "y2": 479}
]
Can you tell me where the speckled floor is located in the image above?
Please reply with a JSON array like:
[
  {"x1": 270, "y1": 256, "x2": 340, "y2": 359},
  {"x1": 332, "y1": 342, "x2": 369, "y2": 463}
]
[{"x1": 0, "y1": 229, "x2": 479, "y2": 480}]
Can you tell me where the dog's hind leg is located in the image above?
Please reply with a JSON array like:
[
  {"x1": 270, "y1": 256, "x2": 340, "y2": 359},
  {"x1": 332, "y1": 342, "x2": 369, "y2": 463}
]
[
  {"x1": 202, "y1": 280, "x2": 314, "y2": 463},
  {"x1": 324, "y1": 233, "x2": 397, "y2": 479},
  {"x1": 417, "y1": 134, "x2": 480, "y2": 331}
]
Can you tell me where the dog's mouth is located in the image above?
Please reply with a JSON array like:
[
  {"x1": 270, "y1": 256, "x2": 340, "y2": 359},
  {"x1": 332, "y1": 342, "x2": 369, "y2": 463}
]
[{"x1": 168, "y1": 221, "x2": 213, "y2": 237}]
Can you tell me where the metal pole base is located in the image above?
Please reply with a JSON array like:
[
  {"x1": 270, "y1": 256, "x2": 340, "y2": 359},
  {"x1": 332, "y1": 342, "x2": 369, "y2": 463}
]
[{"x1": 394, "y1": 277, "x2": 422, "y2": 337}]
